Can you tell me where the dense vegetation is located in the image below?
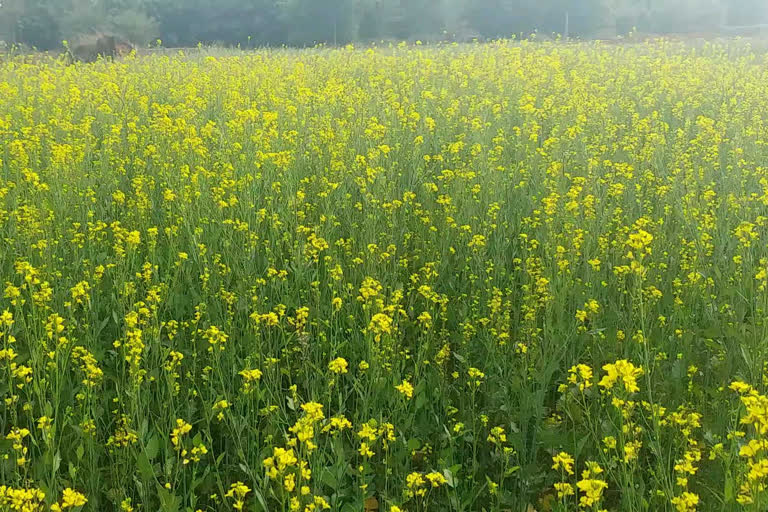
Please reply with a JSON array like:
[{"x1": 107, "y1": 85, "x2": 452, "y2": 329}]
[
  {"x1": 2, "y1": 40, "x2": 768, "y2": 511},
  {"x1": 1, "y1": 0, "x2": 768, "y2": 50}
]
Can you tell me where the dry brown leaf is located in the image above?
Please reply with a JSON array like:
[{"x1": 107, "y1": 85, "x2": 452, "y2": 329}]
[{"x1": 364, "y1": 496, "x2": 379, "y2": 512}]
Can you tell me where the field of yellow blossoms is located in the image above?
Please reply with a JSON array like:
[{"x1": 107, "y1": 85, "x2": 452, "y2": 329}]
[{"x1": 2, "y1": 39, "x2": 768, "y2": 511}]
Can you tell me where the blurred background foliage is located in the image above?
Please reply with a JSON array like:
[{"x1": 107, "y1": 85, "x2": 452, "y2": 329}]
[{"x1": 1, "y1": 0, "x2": 767, "y2": 52}]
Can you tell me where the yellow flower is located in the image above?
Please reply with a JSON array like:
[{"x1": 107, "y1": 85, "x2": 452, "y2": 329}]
[
  {"x1": 213, "y1": 399, "x2": 230, "y2": 421},
  {"x1": 598, "y1": 360, "x2": 643, "y2": 393},
  {"x1": 357, "y1": 423, "x2": 377, "y2": 441},
  {"x1": 406, "y1": 472, "x2": 425, "y2": 489},
  {"x1": 623, "y1": 440, "x2": 642, "y2": 463},
  {"x1": 171, "y1": 419, "x2": 192, "y2": 447},
  {"x1": 369, "y1": 313, "x2": 394, "y2": 338},
  {"x1": 730, "y1": 380, "x2": 753, "y2": 394},
  {"x1": 576, "y1": 466, "x2": 608, "y2": 509},
  {"x1": 0, "y1": 310, "x2": 13, "y2": 327},
  {"x1": 239, "y1": 368, "x2": 263, "y2": 393},
  {"x1": 358, "y1": 442, "x2": 375, "y2": 458},
  {"x1": 488, "y1": 426, "x2": 507, "y2": 445},
  {"x1": 61, "y1": 488, "x2": 87, "y2": 508},
  {"x1": 37, "y1": 416, "x2": 52, "y2": 432},
  {"x1": 396, "y1": 379, "x2": 414, "y2": 399},
  {"x1": 567, "y1": 364, "x2": 593, "y2": 391},
  {"x1": 328, "y1": 357, "x2": 348, "y2": 374},
  {"x1": 284, "y1": 473, "x2": 296, "y2": 492},
  {"x1": 2, "y1": 487, "x2": 46, "y2": 510},
  {"x1": 554, "y1": 482, "x2": 574, "y2": 499},
  {"x1": 125, "y1": 230, "x2": 141, "y2": 247},
  {"x1": 748, "y1": 458, "x2": 768, "y2": 482},
  {"x1": 468, "y1": 367, "x2": 485, "y2": 380},
  {"x1": 417, "y1": 311, "x2": 432, "y2": 328},
  {"x1": 425, "y1": 471, "x2": 447, "y2": 487},
  {"x1": 552, "y1": 452, "x2": 575, "y2": 475},
  {"x1": 626, "y1": 229, "x2": 653, "y2": 250},
  {"x1": 323, "y1": 415, "x2": 352, "y2": 435},
  {"x1": 69, "y1": 280, "x2": 91, "y2": 305},
  {"x1": 670, "y1": 491, "x2": 699, "y2": 512},
  {"x1": 225, "y1": 482, "x2": 251, "y2": 511},
  {"x1": 312, "y1": 496, "x2": 331, "y2": 509}
]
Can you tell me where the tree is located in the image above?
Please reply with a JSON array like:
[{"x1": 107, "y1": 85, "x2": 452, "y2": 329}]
[
  {"x1": 109, "y1": 8, "x2": 160, "y2": 46},
  {"x1": 56, "y1": 0, "x2": 110, "y2": 40},
  {"x1": 15, "y1": 0, "x2": 60, "y2": 49},
  {"x1": 146, "y1": 0, "x2": 282, "y2": 47},
  {"x1": 5, "y1": 0, "x2": 761, "y2": 51},
  {"x1": 0, "y1": 0, "x2": 24, "y2": 43},
  {"x1": 554, "y1": 0, "x2": 611, "y2": 36},
  {"x1": 465, "y1": 0, "x2": 517, "y2": 38},
  {"x1": 279, "y1": 0, "x2": 359, "y2": 45},
  {"x1": 385, "y1": 0, "x2": 445, "y2": 40}
]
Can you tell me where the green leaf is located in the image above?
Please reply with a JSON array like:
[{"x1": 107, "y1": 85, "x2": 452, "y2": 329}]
[
  {"x1": 319, "y1": 467, "x2": 338, "y2": 489},
  {"x1": 443, "y1": 467, "x2": 458, "y2": 488},
  {"x1": 52, "y1": 451, "x2": 61, "y2": 475},
  {"x1": 145, "y1": 434, "x2": 160, "y2": 461},
  {"x1": 137, "y1": 452, "x2": 155, "y2": 481},
  {"x1": 725, "y1": 470, "x2": 734, "y2": 502},
  {"x1": 331, "y1": 436, "x2": 345, "y2": 458},
  {"x1": 415, "y1": 390, "x2": 427, "y2": 411},
  {"x1": 97, "y1": 315, "x2": 110, "y2": 335},
  {"x1": 156, "y1": 485, "x2": 180, "y2": 512}
]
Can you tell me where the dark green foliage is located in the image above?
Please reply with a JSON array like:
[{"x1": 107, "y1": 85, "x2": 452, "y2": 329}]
[
  {"x1": 279, "y1": 0, "x2": 358, "y2": 45},
  {"x1": 16, "y1": 3, "x2": 61, "y2": 50},
  {"x1": 2, "y1": 0, "x2": 768, "y2": 50},
  {"x1": 146, "y1": 0, "x2": 282, "y2": 47}
]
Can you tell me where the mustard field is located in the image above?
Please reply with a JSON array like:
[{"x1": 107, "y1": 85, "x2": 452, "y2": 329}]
[{"x1": 1, "y1": 40, "x2": 768, "y2": 511}]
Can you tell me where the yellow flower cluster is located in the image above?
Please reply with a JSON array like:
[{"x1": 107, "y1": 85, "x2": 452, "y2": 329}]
[{"x1": 1, "y1": 38, "x2": 768, "y2": 511}]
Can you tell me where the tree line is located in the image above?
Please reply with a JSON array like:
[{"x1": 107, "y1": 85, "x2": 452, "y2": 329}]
[{"x1": 1, "y1": 0, "x2": 767, "y2": 51}]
